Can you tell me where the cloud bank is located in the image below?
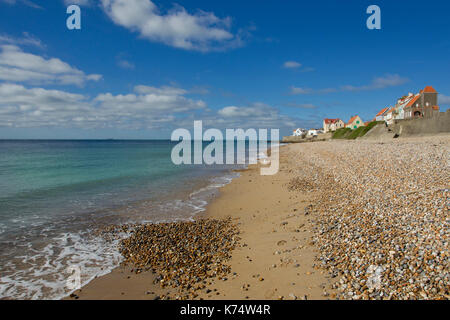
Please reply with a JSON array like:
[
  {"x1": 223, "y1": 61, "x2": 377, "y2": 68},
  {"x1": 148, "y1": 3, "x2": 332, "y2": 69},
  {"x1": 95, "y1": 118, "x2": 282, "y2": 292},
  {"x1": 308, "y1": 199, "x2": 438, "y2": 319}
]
[
  {"x1": 0, "y1": 84, "x2": 297, "y2": 131},
  {"x1": 0, "y1": 45, "x2": 102, "y2": 86},
  {"x1": 100, "y1": 0, "x2": 244, "y2": 52}
]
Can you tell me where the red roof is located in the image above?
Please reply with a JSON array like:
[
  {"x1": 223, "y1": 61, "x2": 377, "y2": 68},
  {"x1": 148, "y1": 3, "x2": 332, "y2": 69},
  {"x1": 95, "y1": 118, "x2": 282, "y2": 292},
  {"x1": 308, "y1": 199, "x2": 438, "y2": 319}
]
[
  {"x1": 405, "y1": 95, "x2": 420, "y2": 109},
  {"x1": 347, "y1": 115, "x2": 359, "y2": 125},
  {"x1": 376, "y1": 107, "x2": 389, "y2": 117},
  {"x1": 423, "y1": 86, "x2": 437, "y2": 93},
  {"x1": 324, "y1": 118, "x2": 341, "y2": 124}
]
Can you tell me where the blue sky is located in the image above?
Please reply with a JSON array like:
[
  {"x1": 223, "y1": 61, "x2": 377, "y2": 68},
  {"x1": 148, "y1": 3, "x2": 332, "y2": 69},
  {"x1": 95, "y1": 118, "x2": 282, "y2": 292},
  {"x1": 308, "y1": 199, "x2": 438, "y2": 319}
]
[{"x1": 0, "y1": 0, "x2": 449, "y2": 139}]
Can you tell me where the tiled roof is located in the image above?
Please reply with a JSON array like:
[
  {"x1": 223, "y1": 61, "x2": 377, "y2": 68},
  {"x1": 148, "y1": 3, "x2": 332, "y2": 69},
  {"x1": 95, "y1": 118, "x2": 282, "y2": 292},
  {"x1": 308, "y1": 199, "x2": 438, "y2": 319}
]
[
  {"x1": 376, "y1": 107, "x2": 389, "y2": 117},
  {"x1": 347, "y1": 115, "x2": 359, "y2": 125},
  {"x1": 423, "y1": 86, "x2": 437, "y2": 93},
  {"x1": 405, "y1": 95, "x2": 421, "y2": 109},
  {"x1": 324, "y1": 118, "x2": 341, "y2": 124}
]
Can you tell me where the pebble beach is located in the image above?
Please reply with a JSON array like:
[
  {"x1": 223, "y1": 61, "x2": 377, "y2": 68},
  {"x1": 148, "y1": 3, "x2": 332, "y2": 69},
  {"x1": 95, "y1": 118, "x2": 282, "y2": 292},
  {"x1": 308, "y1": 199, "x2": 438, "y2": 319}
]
[
  {"x1": 289, "y1": 135, "x2": 449, "y2": 299},
  {"x1": 69, "y1": 135, "x2": 449, "y2": 300}
]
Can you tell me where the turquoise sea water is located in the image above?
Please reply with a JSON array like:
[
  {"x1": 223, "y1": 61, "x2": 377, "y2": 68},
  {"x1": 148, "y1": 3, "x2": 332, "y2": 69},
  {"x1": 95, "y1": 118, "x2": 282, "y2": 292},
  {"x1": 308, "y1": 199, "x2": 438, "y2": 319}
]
[{"x1": 0, "y1": 140, "x2": 249, "y2": 299}]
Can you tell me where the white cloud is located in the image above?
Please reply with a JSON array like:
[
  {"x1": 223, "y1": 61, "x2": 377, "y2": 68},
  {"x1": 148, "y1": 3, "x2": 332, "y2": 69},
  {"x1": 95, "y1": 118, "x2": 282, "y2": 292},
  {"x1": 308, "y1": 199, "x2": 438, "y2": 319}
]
[
  {"x1": 218, "y1": 105, "x2": 266, "y2": 118},
  {"x1": 341, "y1": 74, "x2": 409, "y2": 92},
  {"x1": 290, "y1": 86, "x2": 336, "y2": 95},
  {"x1": 133, "y1": 85, "x2": 187, "y2": 96},
  {"x1": 283, "y1": 61, "x2": 302, "y2": 69},
  {"x1": 0, "y1": 0, "x2": 42, "y2": 9},
  {"x1": 117, "y1": 59, "x2": 135, "y2": 70},
  {"x1": 215, "y1": 103, "x2": 296, "y2": 129},
  {"x1": 95, "y1": 86, "x2": 206, "y2": 114},
  {"x1": 0, "y1": 45, "x2": 102, "y2": 86},
  {"x1": 284, "y1": 103, "x2": 318, "y2": 109},
  {"x1": 290, "y1": 87, "x2": 312, "y2": 95},
  {"x1": 0, "y1": 83, "x2": 91, "y2": 127},
  {"x1": 290, "y1": 74, "x2": 409, "y2": 95},
  {"x1": 439, "y1": 94, "x2": 450, "y2": 105},
  {"x1": 100, "y1": 0, "x2": 243, "y2": 52},
  {"x1": 0, "y1": 32, "x2": 44, "y2": 48}
]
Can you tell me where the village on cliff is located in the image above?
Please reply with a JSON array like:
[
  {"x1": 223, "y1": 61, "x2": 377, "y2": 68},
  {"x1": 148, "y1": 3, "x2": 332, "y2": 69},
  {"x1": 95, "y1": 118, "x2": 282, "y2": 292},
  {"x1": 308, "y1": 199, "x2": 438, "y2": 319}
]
[{"x1": 292, "y1": 85, "x2": 442, "y2": 138}]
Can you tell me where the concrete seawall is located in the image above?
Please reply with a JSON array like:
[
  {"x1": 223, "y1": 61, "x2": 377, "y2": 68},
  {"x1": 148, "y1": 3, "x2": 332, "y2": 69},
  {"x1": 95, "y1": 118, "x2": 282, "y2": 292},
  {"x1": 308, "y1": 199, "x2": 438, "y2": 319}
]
[
  {"x1": 392, "y1": 110, "x2": 450, "y2": 136},
  {"x1": 362, "y1": 110, "x2": 450, "y2": 140}
]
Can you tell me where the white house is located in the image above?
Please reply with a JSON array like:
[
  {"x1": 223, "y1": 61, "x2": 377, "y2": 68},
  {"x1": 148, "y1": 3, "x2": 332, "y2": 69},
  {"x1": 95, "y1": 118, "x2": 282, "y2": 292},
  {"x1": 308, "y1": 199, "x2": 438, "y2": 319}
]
[
  {"x1": 393, "y1": 93, "x2": 415, "y2": 120},
  {"x1": 307, "y1": 129, "x2": 318, "y2": 137},
  {"x1": 384, "y1": 108, "x2": 395, "y2": 125},
  {"x1": 375, "y1": 107, "x2": 389, "y2": 121},
  {"x1": 292, "y1": 128, "x2": 307, "y2": 137}
]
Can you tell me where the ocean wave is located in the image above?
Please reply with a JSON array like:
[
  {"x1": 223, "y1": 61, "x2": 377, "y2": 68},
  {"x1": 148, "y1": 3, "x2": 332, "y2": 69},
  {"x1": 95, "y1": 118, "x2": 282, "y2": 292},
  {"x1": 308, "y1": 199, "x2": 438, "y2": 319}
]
[
  {"x1": 0, "y1": 169, "x2": 240, "y2": 300},
  {"x1": 0, "y1": 230, "x2": 123, "y2": 300}
]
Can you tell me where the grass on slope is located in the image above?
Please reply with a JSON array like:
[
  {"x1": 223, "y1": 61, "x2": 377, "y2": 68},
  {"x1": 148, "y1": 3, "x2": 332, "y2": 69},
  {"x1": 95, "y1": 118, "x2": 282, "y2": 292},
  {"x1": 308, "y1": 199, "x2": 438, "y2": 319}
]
[
  {"x1": 332, "y1": 121, "x2": 382, "y2": 140},
  {"x1": 332, "y1": 128, "x2": 352, "y2": 139}
]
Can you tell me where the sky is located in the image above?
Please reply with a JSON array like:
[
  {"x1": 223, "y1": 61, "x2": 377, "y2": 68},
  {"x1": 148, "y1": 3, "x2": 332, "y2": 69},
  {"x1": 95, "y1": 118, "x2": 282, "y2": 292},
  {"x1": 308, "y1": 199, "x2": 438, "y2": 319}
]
[{"x1": 0, "y1": 0, "x2": 449, "y2": 139}]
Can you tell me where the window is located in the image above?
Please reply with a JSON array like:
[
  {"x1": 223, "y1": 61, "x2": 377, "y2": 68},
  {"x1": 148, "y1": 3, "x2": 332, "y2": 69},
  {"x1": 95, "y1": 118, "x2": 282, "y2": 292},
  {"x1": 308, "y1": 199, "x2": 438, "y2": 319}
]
[{"x1": 356, "y1": 120, "x2": 360, "y2": 124}]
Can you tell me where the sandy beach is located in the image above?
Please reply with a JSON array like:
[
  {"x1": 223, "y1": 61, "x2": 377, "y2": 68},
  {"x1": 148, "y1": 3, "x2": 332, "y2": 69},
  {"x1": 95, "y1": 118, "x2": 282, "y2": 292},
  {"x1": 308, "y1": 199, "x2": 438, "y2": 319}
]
[{"x1": 67, "y1": 135, "x2": 449, "y2": 300}]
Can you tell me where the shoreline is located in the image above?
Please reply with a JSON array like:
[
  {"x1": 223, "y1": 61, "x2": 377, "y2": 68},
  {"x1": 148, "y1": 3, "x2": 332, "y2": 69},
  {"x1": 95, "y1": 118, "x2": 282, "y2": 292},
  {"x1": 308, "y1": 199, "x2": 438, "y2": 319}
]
[
  {"x1": 66, "y1": 144, "x2": 332, "y2": 300},
  {"x1": 61, "y1": 167, "x2": 243, "y2": 301}
]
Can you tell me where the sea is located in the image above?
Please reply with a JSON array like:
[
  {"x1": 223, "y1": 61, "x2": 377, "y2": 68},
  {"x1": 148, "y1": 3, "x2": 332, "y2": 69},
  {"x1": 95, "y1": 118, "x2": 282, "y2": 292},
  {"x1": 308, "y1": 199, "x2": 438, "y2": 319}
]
[{"x1": 0, "y1": 139, "x2": 273, "y2": 299}]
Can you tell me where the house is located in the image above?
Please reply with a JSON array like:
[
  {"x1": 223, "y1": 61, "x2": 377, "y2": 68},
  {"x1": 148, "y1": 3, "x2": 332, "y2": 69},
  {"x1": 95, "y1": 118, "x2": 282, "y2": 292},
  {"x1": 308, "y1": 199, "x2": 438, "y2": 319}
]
[
  {"x1": 392, "y1": 93, "x2": 415, "y2": 120},
  {"x1": 292, "y1": 128, "x2": 307, "y2": 137},
  {"x1": 404, "y1": 94, "x2": 421, "y2": 119},
  {"x1": 404, "y1": 86, "x2": 440, "y2": 119},
  {"x1": 375, "y1": 107, "x2": 390, "y2": 121},
  {"x1": 345, "y1": 115, "x2": 364, "y2": 130},
  {"x1": 323, "y1": 118, "x2": 345, "y2": 133},
  {"x1": 384, "y1": 107, "x2": 396, "y2": 125},
  {"x1": 307, "y1": 129, "x2": 318, "y2": 137}
]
